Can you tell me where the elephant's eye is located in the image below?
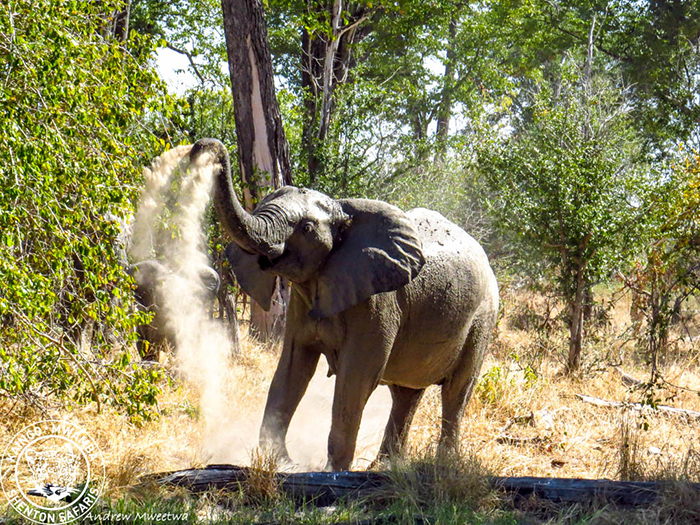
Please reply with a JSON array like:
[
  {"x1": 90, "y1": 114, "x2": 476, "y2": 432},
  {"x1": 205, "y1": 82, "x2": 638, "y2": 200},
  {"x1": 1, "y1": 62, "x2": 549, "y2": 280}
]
[{"x1": 302, "y1": 222, "x2": 314, "y2": 234}]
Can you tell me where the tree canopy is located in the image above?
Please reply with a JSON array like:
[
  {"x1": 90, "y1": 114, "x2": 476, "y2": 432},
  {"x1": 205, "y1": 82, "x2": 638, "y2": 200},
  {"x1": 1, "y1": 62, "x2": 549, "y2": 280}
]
[{"x1": 476, "y1": 59, "x2": 655, "y2": 369}]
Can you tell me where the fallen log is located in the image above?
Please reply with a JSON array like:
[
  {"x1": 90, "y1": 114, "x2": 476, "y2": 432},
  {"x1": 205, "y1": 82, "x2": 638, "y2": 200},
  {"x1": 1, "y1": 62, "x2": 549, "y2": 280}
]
[
  {"x1": 157, "y1": 464, "x2": 388, "y2": 506},
  {"x1": 154, "y1": 464, "x2": 700, "y2": 507},
  {"x1": 576, "y1": 394, "x2": 700, "y2": 422},
  {"x1": 492, "y1": 476, "x2": 673, "y2": 506}
]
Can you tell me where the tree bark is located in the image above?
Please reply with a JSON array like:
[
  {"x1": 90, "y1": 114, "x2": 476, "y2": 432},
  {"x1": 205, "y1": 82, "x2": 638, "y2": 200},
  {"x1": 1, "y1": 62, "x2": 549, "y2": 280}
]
[
  {"x1": 300, "y1": 0, "x2": 370, "y2": 184},
  {"x1": 316, "y1": 0, "x2": 344, "y2": 144},
  {"x1": 300, "y1": 21, "x2": 324, "y2": 185},
  {"x1": 216, "y1": 254, "x2": 241, "y2": 355},
  {"x1": 435, "y1": 16, "x2": 457, "y2": 159},
  {"x1": 566, "y1": 267, "x2": 586, "y2": 372},
  {"x1": 221, "y1": 0, "x2": 292, "y2": 342},
  {"x1": 582, "y1": 281, "x2": 593, "y2": 323},
  {"x1": 97, "y1": 0, "x2": 130, "y2": 42},
  {"x1": 113, "y1": 0, "x2": 131, "y2": 42},
  {"x1": 222, "y1": 291, "x2": 241, "y2": 354}
]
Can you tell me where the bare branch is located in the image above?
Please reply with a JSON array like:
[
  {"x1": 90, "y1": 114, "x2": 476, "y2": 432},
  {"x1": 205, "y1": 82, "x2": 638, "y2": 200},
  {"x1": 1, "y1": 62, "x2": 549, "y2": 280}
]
[{"x1": 166, "y1": 43, "x2": 207, "y2": 85}]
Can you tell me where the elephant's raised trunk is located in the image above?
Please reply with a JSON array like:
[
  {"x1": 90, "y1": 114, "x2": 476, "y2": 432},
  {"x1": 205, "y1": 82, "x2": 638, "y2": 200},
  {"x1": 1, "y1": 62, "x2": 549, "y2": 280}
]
[{"x1": 189, "y1": 138, "x2": 285, "y2": 258}]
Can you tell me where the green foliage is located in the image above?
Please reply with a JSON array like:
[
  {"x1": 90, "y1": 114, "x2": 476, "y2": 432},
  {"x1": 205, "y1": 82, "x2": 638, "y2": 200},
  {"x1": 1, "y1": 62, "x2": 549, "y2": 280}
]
[
  {"x1": 477, "y1": 61, "x2": 651, "y2": 299},
  {"x1": 382, "y1": 157, "x2": 491, "y2": 239},
  {"x1": 267, "y1": 0, "x2": 511, "y2": 195},
  {"x1": 487, "y1": 0, "x2": 700, "y2": 148},
  {"x1": 475, "y1": 59, "x2": 656, "y2": 369},
  {"x1": 0, "y1": 0, "x2": 175, "y2": 420},
  {"x1": 133, "y1": 0, "x2": 229, "y2": 85},
  {"x1": 624, "y1": 151, "x2": 700, "y2": 378},
  {"x1": 5, "y1": 0, "x2": 693, "y2": 410},
  {"x1": 477, "y1": 365, "x2": 514, "y2": 405},
  {"x1": 141, "y1": 0, "x2": 700, "y2": 201},
  {"x1": 292, "y1": 78, "x2": 425, "y2": 197}
]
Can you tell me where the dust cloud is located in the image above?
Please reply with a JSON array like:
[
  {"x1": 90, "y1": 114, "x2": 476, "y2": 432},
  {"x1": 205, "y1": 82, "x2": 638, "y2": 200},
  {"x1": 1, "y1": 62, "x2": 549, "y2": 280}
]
[
  {"x1": 211, "y1": 357, "x2": 391, "y2": 470},
  {"x1": 130, "y1": 146, "x2": 391, "y2": 470},
  {"x1": 130, "y1": 145, "x2": 192, "y2": 262}
]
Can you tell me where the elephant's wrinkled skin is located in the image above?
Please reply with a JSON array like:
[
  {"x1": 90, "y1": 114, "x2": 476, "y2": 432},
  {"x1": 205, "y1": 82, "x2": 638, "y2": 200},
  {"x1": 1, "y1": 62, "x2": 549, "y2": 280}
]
[
  {"x1": 128, "y1": 260, "x2": 220, "y2": 359},
  {"x1": 191, "y1": 138, "x2": 499, "y2": 471}
]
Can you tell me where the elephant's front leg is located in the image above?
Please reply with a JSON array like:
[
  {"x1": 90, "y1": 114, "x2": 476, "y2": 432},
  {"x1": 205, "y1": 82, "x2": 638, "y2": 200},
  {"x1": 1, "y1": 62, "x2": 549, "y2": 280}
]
[
  {"x1": 327, "y1": 329, "x2": 393, "y2": 471},
  {"x1": 259, "y1": 340, "x2": 320, "y2": 463}
]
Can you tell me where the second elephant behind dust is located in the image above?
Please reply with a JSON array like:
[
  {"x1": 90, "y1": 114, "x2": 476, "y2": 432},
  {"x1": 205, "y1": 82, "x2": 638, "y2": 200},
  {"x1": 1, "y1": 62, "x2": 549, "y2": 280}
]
[{"x1": 129, "y1": 260, "x2": 220, "y2": 359}]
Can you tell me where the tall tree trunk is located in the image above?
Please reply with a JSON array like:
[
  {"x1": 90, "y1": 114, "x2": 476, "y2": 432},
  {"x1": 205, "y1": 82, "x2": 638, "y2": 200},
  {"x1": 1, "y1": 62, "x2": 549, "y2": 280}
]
[
  {"x1": 316, "y1": 0, "x2": 344, "y2": 144},
  {"x1": 301, "y1": 24, "x2": 324, "y2": 185},
  {"x1": 566, "y1": 21, "x2": 598, "y2": 369},
  {"x1": 582, "y1": 281, "x2": 593, "y2": 323},
  {"x1": 113, "y1": 0, "x2": 131, "y2": 42},
  {"x1": 221, "y1": 0, "x2": 292, "y2": 342},
  {"x1": 97, "y1": 0, "x2": 130, "y2": 41},
  {"x1": 567, "y1": 267, "x2": 586, "y2": 372},
  {"x1": 435, "y1": 16, "x2": 457, "y2": 159},
  {"x1": 300, "y1": 0, "x2": 369, "y2": 185},
  {"x1": 222, "y1": 291, "x2": 241, "y2": 354}
]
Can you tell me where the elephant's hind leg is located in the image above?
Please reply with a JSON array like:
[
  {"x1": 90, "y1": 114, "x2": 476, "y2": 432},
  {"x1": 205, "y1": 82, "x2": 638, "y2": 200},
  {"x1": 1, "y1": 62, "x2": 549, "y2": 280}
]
[
  {"x1": 439, "y1": 314, "x2": 493, "y2": 452},
  {"x1": 377, "y1": 385, "x2": 425, "y2": 460}
]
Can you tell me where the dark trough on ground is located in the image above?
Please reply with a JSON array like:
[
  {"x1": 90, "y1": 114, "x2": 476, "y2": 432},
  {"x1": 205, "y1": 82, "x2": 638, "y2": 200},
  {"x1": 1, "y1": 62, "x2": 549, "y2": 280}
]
[{"x1": 155, "y1": 464, "x2": 700, "y2": 507}]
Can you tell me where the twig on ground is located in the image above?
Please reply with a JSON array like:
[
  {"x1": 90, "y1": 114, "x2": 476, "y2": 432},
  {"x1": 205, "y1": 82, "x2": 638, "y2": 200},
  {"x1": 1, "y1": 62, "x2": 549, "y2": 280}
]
[
  {"x1": 496, "y1": 435, "x2": 545, "y2": 446},
  {"x1": 576, "y1": 393, "x2": 700, "y2": 422},
  {"x1": 614, "y1": 367, "x2": 644, "y2": 388}
]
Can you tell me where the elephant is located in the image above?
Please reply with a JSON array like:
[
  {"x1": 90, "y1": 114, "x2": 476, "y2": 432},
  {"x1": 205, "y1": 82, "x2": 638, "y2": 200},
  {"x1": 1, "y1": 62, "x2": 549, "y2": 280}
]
[
  {"x1": 190, "y1": 138, "x2": 499, "y2": 471},
  {"x1": 128, "y1": 259, "x2": 220, "y2": 359}
]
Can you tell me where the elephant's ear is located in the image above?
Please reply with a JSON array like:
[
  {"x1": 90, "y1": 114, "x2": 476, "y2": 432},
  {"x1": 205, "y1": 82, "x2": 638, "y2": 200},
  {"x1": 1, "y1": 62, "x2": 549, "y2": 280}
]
[
  {"x1": 225, "y1": 242, "x2": 276, "y2": 311},
  {"x1": 197, "y1": 266, "x2": 221, "y2": 295},
  {"x1": 309, "y1": 199, "x2": 425, "y2": 319}
]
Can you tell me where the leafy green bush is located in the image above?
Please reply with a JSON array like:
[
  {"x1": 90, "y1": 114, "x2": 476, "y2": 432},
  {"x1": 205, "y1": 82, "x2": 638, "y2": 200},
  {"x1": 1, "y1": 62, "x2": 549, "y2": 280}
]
[
  {"x1": 624, "y1": 151, "x2": 700, "y2": 380},
  {"x1": 476, "y1": 365, "x2": 514, "y2": 405},
  {"x1": 0, "y1": 0, "x2": 177, "y2": 420}
]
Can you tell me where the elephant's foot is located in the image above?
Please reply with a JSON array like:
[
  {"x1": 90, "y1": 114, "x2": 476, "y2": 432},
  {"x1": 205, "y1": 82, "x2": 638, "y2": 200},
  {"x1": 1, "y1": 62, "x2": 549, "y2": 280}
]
[
  {"x1": 436, "y1": 435, "x2": 462, "y2": 462},
  {"x1": 326, "y1": 441, "x2": 355, "y2": 471},
  {"x1": 262, "y1": 446, "x2": 291, "y2": 464},
  {"x1": 272, "y1": 450, "x2": 294, "y2": 472},
  {"x1": 257, "y1": 435, "x2": 292, "y2": 470},
  {"x1": 323, "y1": 455, "x2": 353, "y2": 472}
]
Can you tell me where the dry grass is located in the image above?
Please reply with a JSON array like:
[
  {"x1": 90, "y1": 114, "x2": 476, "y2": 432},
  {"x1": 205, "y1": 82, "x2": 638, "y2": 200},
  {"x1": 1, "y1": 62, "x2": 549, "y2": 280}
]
[
  {"x1": 436, "y1": 286, "x2": 700, "y2": 484},
  {"x1": 242, "y1": 447, "x2": 281, "y2": 504},
  {"x1": 1, "y1": 288, "x2": 699, "y2": 522},
  {"x1": 377, "y1": 446, "x2": 501, "y2": 512},
  {"x1": 420, "y1": 358, "x2": 700, "y2": 482}
]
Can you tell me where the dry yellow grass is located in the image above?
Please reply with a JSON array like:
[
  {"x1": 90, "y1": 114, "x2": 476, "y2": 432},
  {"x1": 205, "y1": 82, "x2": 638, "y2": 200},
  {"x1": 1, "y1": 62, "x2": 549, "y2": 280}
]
[
  {"x1": 1, "y1": 288, "x2": 698, "y2": 502},
  {"x1": 445, "y1": 286, "x2": 700, "y2": 482}
]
